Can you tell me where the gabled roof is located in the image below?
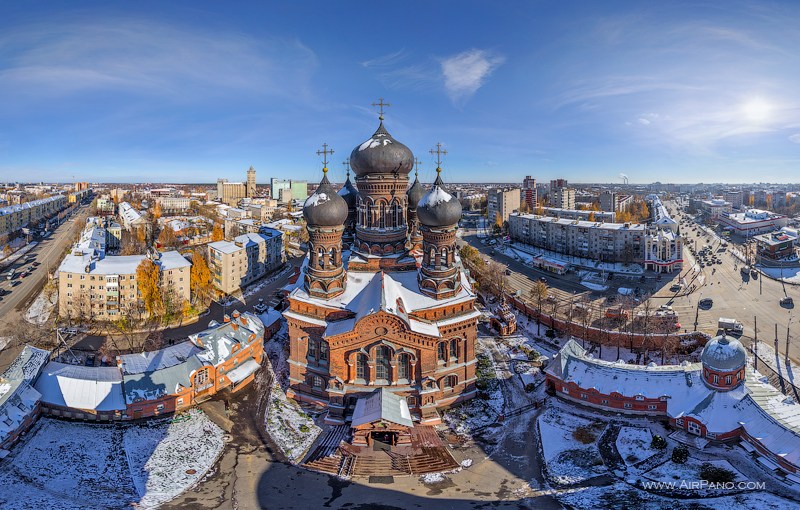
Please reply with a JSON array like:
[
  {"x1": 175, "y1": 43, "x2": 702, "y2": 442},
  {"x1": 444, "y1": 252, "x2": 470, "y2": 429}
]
[
  {"x1": 118, "y1": 341, "x2": 204, "y2": 375},
  {"x1": 351, "y1": 388, "x2": 413, "y2": 428}
]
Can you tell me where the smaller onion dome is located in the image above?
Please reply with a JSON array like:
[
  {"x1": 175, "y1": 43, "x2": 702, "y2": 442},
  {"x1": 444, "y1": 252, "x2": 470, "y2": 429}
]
[
  {"x1": 417, "y1": 169, "x2": 462, "y2": 227},
  {"x1": 700, "y1": 334, "x2": 747, "y2": 372},
  {"x1": 303, "y1": 169, "x2": 349, "y2": 227},
  {"x1": 350, "y1": 121, "x2": 414, "y2": 177},
  {"x1": 337, "y1": 169, "x2": 358, "y2": 210},
  {"x1": 407, "y1": 172, "x2": 426, "y2": 210}
]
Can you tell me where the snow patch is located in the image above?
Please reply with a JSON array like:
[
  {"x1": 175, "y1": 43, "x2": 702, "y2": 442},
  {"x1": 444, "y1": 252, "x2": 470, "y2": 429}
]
[
  {"x1": 24, "y1": 288, "x2": 57, "y2": 326},
  {"x1": 264, "y1": 383, "x2": 321, "y2": 463},
  {"x1": 418, "y1": 186, "x2": 453, "y2": 208},
  {"x1": 421, "y1": 472, "x2": 445, "y2": 484}
]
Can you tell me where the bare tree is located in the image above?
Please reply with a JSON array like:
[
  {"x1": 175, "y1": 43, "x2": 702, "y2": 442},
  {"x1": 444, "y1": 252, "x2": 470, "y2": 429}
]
[{"x1": 529, "y1": 280, "x2": 549, "y2": 335}]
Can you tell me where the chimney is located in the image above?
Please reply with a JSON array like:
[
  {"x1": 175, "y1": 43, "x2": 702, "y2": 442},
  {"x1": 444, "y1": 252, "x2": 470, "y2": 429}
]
[{"x1": 223, "y1": 314, "x2": 231, "y2": 323}]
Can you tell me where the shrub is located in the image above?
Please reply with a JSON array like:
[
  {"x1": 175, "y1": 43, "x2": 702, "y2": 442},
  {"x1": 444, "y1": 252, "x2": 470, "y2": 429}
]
[
  {"x1": 299, "y1": 424, "x2": 309, "y2": 433},
  {"x1": 524, "y1": 383, "x2": 536, "y2": 392},
  {"x1": 699, "y1": 462, "x2": 736, "y2": 484},
  {"x1": 651, "y1": 435, "x2": 667, "y2": 450},
  {"x1": 573, "y1": 425, "x2": 597, "y2": 444},
  {"x1": 672, "y1": 445, "x2": 689, "y2": 464}
]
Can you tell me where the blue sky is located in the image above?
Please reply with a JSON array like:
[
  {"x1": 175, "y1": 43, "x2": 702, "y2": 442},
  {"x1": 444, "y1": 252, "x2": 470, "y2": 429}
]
[{"x1": 1, "y1": 1, "x2": 800, "y2": 184}]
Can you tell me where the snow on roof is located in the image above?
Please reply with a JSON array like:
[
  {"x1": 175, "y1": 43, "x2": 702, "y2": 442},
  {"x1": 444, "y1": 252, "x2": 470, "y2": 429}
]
[
  {"x1": 34, "y1": 361, "x2": 126, "y2": 411},
  {"x1": 118, "y1": 341, "x2": 204, "y2": 375},
  {"x1": 351, "y1": 388, "x2": 413, "y2": 428},
  {"x1": 1, "y1": 345, "x2": 50, "y2": 384},
  {"x1": 190, "y1": 312, "x2": 264, "y2": 366},
  {"x1": 418, "y1": 185, "x2": 453, "y2": 208},
  {"x1": 0, "y1": 380, "x2": 40, "y2": 445},
  {"x1": 122, "y1": 356, "x2": 204, "y2": 404},
  {"x1": 0, "y1": 195, "x2": 65, "y2": 217},
  {"x1": 514, "y1": 214, "x2": 646, "y2": 231},
  {"x1": 58, "y1": 250, "x2": 189, "y2": 275},
  {"x1": 225, "y1": 358, "x2": 260, "y2": 384}
]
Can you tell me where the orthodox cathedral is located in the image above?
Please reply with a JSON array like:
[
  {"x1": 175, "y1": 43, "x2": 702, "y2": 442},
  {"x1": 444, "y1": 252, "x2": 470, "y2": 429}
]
[{"x1": 284, "y1": 108, "x2": 479, "y2": 425}]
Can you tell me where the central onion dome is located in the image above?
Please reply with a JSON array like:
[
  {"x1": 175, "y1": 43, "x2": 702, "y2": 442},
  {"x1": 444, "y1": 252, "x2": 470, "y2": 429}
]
[
  {"x1": 337, "y1": 169, "x2": 358, "y2": 210},
  {"x1": 700, "y1": 334, "x2": 747, "y2": 372},
  {"x1": 417, "y1": 170, "x2": 462, "y2": 227},
  {"x1": 349, "y1": 122, "x2": 413, "y2": 177},
  {"x1": 407, "y1": 172, "x2": 426, "y2": 209},
  {"x1": 303, "y1": 170, "x2": 349, "y2": 227}
]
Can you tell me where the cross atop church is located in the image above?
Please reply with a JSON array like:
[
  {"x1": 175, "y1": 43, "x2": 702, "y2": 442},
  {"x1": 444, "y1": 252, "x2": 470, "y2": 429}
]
[
  {"x1": 414, "y1": 158, "x2": 422, "y2": 176},
  {"x1": 372, "y1": 97, "x2": 391, "y2": 120},
  {"x1": 342, "y1": 158, "x2": 351, "y2": 177},
  {"x1": 317, "y1": 143, "x2": 334, "y2": 172},
  {"x1": 429, "y1": 143, "x2": 447, "y2": 170}
]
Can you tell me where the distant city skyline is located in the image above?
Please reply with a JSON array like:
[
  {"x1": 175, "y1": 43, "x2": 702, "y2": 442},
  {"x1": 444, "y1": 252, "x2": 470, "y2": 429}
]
[{"x1": 2, "y1": 1, "x2": 800, "y2": 184}]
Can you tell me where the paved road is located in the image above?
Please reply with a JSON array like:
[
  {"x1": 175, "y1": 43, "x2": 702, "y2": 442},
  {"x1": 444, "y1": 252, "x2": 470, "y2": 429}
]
[
  {"x1": 0, "y1": 204, "x2": 90, "y2": 329},
  {"x1": 471, "y1": 206, "x2": 800, "y2": 365}
]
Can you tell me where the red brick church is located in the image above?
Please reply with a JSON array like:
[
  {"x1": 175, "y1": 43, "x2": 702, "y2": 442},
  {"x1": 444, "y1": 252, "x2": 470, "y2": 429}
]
[{"x1": 284, "y1": 108, "x2": 479, "y2": 425}]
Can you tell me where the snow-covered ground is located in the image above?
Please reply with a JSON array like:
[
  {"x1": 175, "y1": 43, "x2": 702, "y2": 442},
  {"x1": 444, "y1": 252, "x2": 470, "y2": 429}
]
[
  {"x1": 759, "y1": 266, "x2": 800, "y2": 285},
  {"x1": 0, "y1": 240, "x2": 37, "y2": 265},
  {"x1": 643, "y1": 458, "x2": 746, "y2": 486},
  {"x1": 537, "y1": 404, "x2": 608, "y2": 485},
  {"x1": 264, "y1": 383, "x2": 321, "y2": 463},
  {"x1": 24, "y1": 288, "x2": 57, "y2": 326},
  {"x1": 616, "y1": 426, "x2": 657, "y2": 466},
  {"x1": 750, "y1": 341, "x2": 800, "y2": 388},
  {"x1": 0, "y1": 336, "x2": 10, "y2": 352},
  {"x1": 557, "y1": 480, "x2": 798, "y2": 509},
  {"x1": 509, "y1": 241, "x2": 644, "y2": 274},
  {"x1": 0, "y1": 410, "x2": 223, "y2": 509},
  {"x1": 581, "y1": 280, "x2": 609, "y2": 292}
]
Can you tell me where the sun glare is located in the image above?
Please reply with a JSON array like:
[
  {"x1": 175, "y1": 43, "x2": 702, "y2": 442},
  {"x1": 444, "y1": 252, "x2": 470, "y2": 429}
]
[{"x1": 742, "y1": 97, "x2": 772, "y2": 122}]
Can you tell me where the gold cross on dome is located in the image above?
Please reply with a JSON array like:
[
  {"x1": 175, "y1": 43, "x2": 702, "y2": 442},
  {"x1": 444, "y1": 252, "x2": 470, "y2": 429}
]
[
  {"x1": 316, "y1": 143, "x2": 334, "y2": 171},
  {"x1": 429, "y1": 143, "x2": 447, "y2": 169},
  {"x1": 372, "y1": 97, "x2": 391, "y2": 120}
]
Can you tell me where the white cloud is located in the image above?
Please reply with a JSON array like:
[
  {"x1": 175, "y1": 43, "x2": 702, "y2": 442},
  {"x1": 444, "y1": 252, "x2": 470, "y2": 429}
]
[
  {"x1": 637, "y1": 118, "x2": 651, "y2": 125},
  {"x1": 790, "y1": 133, "x2": 800, "y2": 144},
  {"x1": 361, "y1": 49, "x2": 406, "y2": 68},
  {"x1": 440, "y1": 49, "x2": 505, "y2": 103}
]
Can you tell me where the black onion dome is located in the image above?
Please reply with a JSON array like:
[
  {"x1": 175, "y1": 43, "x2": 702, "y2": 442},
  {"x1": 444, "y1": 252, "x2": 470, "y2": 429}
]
[
  {"x1": 407, "y1": 174, "x2": 426, "y2": 210},
  {"x1": 303, "y1": 173, "x2": 349, "y2": 227},
  {"x1": 337, "y1": 172, "x2": 358, "y2": 210},
  {"x1": 417, "y1": 171, "x2": 462, "y2": 227},
  {"x1": 350, "y1": 122, "x2": 413, "y2": 177}
]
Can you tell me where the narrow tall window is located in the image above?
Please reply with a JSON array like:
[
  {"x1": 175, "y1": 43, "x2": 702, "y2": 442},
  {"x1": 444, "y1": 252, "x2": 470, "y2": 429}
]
[
  {"x1": 356, "y1": 353, "x2": 366, "y2": 380},
  {"x1": 437, "y1": 342, "x2": 447, "y2": 362},
  {"x1": 375, "y1": 346, "x2": 390, "y2": 382},
  {"x1": 398, "y1": 354, "x2": 410, "y2": 381}
]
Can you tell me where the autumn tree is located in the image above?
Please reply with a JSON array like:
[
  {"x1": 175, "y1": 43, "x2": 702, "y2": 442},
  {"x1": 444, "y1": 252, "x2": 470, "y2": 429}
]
[
  {"x1": 190, "y1": 249, "x2": 214, "y2": 306},
  {"x1": 534, "y1": 204, "x2": 545, "y2": 216},
  {"x1": 157, "y1": 226, "x2": 178, "y2": 250},
  {"x1": 152, "y1": 201, "x2": 163, "y2": 220},
  {"x1": 211, "y1": 222, "x2": 224, "y2": 242},
  {"x1": 136, "y1": 258, "x2": 163, "y2": 317},
  {"x1": 588, "y1": 211, "x2": 596, "y2": 222}
]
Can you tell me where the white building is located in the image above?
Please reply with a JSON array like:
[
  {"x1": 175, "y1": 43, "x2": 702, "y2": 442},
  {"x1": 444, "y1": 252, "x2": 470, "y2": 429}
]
[{"x1": 718, "y1": 209, "x2": 789, "y2": 237}]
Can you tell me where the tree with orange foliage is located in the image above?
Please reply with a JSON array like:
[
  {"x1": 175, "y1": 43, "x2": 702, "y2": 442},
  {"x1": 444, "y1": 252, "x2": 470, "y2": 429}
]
[
  {"x1": 211, "y1": 223, "x2": 224, "y2": 242},
  {"x1": 190, "y1": 249, "x2": 213, "y2": 305},
  {"x1": 152, "y1": 201, "x2": 162, "y2": 220},
  {"x1": 157, "y1": 226, "x2": 178, "y2": 250},
  {"x1": 136, "y1": 258, "x2": 163, "y2": 317}
]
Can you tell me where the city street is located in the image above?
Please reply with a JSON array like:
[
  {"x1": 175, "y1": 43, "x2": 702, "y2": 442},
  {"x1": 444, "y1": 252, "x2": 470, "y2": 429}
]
[{"x1": 0, "y1": 204, "x2": 90, "y2": 339}]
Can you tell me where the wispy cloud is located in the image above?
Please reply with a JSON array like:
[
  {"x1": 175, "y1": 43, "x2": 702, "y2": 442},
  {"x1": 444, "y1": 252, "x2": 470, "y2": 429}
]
[
  {"x1": 790, "y1": 133, "x2": 800, "y2": 144},
  {"x1": 361, "y1": 49, "x2": 407, "y2": 68},
  {"x1": 0, "y1": 18, "x2": 319, "y2": 105},
  {"x1": 440, "y1": 49, "x2": 505, "y2": 104}
]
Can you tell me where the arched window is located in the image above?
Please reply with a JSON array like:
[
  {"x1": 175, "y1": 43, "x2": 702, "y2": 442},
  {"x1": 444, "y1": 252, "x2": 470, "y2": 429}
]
[
  {"x1": 307, "y1": 339, "x2": 317, "y2": 359},
  {"x1": 444, "y1": 375, "x2": 457, "y2": 389},
  {"x1": 449, "y1": 339, "x2": 459, "y2": 360},
  {"x1": 398, "y1": 353, "x2": 411, "y2": 381},
  {"x1": 437, "y1": 342, "x2": 447, "y2": 362},
  {"x1": 375, "y1": 346, "x2": 390, "y2": 382},
  {"x1": 379, "y1": 202, "x2": 386, "y2": 228},
  {"x1": 318, "y1": 247, "x2": 325, "y2": 269},
  {"x1": 356, "y1": 353, "x2": 367, "y2": 381},
  {"x1": 429, "y1": 247, "x2": 435, "y2": 266},
  {"x1": 319, "y1": 340, "x2": 328, "y2": 361},
  {"x1": 441, "y1": 247, "x2": 448, "y2": 268}
]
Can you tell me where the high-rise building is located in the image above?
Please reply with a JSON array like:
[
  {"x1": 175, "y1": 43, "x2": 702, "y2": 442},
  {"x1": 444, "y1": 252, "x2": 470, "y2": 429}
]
[
  {"x1": 522, "y1": 176, "x2": 537, "y2": 210},
  {"x1": 723, "y1": 190, "x2": 743, "y2": 210},
  {"x1": 600, "y1": 191, "x2": 617, "y2": 212},
  {"x1": 270, "y1": 178, "x2": 291, "y2": 201},
  {"x1": 247, "y1": 166, "x2": 257, "y2": 198},
  {"x1": 550, "y1": 187, "x2": 576, "y2": 210},
  {"x1": 487, "y1": 188, "x2": 521, "y2": 225}
]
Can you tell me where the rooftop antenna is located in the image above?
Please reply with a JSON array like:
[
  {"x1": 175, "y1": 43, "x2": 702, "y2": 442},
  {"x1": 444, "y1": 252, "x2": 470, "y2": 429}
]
[
  {"x1": 372, "y1": 97, "x2": 391, "y2": 121},
  {"x1": 316, "y1": 143, "x2": 334, "y2": 173}
]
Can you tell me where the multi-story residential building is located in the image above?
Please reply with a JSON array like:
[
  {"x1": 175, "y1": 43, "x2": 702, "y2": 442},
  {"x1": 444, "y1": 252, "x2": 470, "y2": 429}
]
[
  {"x1": 74, "y1": 182, "x2": 90, "y2": 191},
  {"x1": 600, "y1": 191, "x2": 632, "y2": 213},
  {"x1": 723, "y1": 190, "x2": 743, "y2": 209},
  {"x1": 549, "y1": 187, "x2": 576, "y2": 210},
  {"x1": 0, "y1": 195, "x2": 68, "y2": 237},
  {"x1": 57, "y1": 250, "x2": 191, "y2": 320},
  {"x1": 487, "y1": 188, "x2": 521, "y2": 225},
  {"x1": 754, "y1": 190, "x2": 770, "y2": 208},
  {"x1": 270, "y1": 178, "x2": 291, "y2": 200},
  {"x1": 541, "y1": 207, "x2": 615, "y2": 222},
  {"x1": 96, "y1": 196, "x2": 116, "y2": 215},
  {"x1": 700, "y1": 199, "x2": 732, "y2": 219},
  {"x1": 106, "y1": 221, "x2": 122, "y2": 249},
  {"x1": 522, "y1": 176, "x2": 537, "y2": 210},
  {"x1": 208, "y1": 230, "x2": 284, "y2": 294},
  {"x1": 509, "y1": 213, "x2": 683, "y2": 272},
  {"x1": 156, "y1": 197, "x2": 191, "y2": 214}
]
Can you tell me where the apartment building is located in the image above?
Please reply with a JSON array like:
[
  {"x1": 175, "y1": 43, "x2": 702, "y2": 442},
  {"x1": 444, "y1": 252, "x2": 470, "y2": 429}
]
[
  {"x1": 118, "y1": 202, "x2": 148, "y2": 230},
  {"x1": 549, "y1": 187, "x2": 576, "y2": 210},
  {"x1": 208, "y1": 229, "x2": 284, "y2": 294},
  {"x1": 541, "y1": 207, "x2": 615, "y2": 222},
  {"x1": 487, "y1": 188, "x2": 521, "y2": 225},
  {"x1": 57, "y1": 250, "x2": 191, "y2": 320},
  {"x1": 522, "y1": 176, "x2": 537, "y2": 210},
  {"x1": 216, "y1": 180, "x2": 248, "y2": 206},
  {"x1": 156, "y1": 197, "x2": 191, "y2": 214},
  {"x1": 723, "y1": 190, "x2": 743, "y2": 210},
  {"x1": 0, "y1": 195, "x2": 68, "y2": 237},
  {"x1": 509, "y1": 214, "x2": 683, "y2": 272}
]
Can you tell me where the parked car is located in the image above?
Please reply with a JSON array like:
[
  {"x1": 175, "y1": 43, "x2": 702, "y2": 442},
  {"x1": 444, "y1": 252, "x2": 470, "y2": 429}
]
[
  {"x1": 505, "y1": 269, "x2": 512, "y2": 276},
  {"x1": 699, "y1": 298, "x2": 713, "y2": 308},
  {"x1": 781, "y1": 297, "x2": 794, "y2": 307}
]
